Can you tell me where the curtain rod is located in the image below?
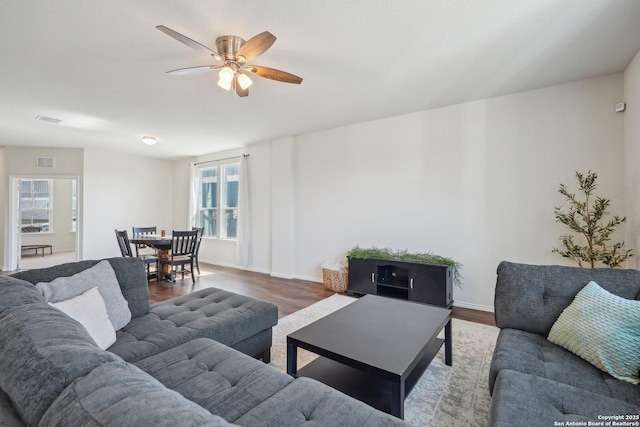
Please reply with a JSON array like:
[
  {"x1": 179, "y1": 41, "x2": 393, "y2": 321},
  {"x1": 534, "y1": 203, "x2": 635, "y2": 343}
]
[{"x1": 192, "y1": 154, "x2": 249, "y2": 166}]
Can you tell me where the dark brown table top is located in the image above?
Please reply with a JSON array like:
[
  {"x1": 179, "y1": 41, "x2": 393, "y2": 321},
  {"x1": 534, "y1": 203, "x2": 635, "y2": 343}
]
[
  {"x1": 130, "y1": 235, "x2": 172, "y2": 249},
  {"x1": 287, "y1": 294, "x2": 452, "y2": 379}
]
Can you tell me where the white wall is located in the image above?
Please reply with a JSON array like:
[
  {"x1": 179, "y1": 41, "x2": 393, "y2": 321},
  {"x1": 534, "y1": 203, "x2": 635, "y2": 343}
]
[
  {"x1": 292, "y1": 74, "x2": 625, "y2": 311},
  {"x1": 1, "y1": 146, "x2": 83, "y2": 270},
  {"x1": 171, "y1": 159, "x2": 191, "y2": 230},
  {"x1": 82, "y1": 148, "x2": 173, "y2": 259},
  {"x1": 624, "y1": 49, "x2": 640, "y2": 269},
  {"x1": 271, "y1": 137, "x2": 295, "y2": 278}
]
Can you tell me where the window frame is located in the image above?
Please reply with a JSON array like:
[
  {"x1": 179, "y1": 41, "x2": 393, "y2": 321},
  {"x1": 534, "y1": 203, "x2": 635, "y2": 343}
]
[{"x1": 194, "y1": 161, "x2": 240, "y2": 241}]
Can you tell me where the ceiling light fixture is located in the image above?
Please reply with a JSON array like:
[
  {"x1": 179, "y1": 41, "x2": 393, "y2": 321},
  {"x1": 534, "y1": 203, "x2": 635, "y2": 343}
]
[
  {"x1": 142, "y1": 136, "x2": 157, "y2": 145},
  {"x1": 218, "y1": 66, "x2": 234, "y2": 91},
  {"x1": 236, "y1": 73, "x2": 253, "y2": 90}
]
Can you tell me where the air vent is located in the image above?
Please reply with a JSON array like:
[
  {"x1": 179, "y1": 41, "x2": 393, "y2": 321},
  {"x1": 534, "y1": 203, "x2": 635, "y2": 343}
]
[
  {"x1": 36, "y1": 157, "x2": 55, "y2": 168},
  {"x1": 35, "y1": 115, "x2": 63, "y2": 124}
]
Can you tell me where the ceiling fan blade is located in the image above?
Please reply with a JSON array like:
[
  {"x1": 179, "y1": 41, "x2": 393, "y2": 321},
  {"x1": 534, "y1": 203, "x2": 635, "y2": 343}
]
[
  {"x1": 166, "y1": 65, "x2": 220, "y2": 75},
  {"x1": 237, "y1": 31, "x2": 276, "y2": 62},
  {"x1": 246, "y1": 65, "x2": 303, "y2": 84},
  {"x1": 233, "y1": 76, "x2": 249, "y2": 97},
  {"x1": 156, "y1": 25, "x2": 223, "y2": 62}
]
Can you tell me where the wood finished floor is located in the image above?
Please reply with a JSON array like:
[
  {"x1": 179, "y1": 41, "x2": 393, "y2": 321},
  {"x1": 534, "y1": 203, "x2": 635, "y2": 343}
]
[{"x1": 150, "y1": 263, "x2": 496, "y2": 326}]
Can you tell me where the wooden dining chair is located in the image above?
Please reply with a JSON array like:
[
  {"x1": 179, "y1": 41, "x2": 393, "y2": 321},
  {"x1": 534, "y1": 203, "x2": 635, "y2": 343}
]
[
  {"x1": 191, "y1": 227, "x2": 204, "y2": 275},
  {"x1": 132, "y1": 226, "x2": 157, "y2": 257},
  {"x1": 115, "y1": 229, "x2": 158, "y2": 279},
  {"x1": 158, "y1": 230, "x2": 198, "y2": 287}
]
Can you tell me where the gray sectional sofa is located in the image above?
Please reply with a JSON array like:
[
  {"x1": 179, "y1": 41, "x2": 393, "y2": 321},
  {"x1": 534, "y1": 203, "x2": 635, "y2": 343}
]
[
  {"x1": 0, "y1": 257, "x2": 407, "y2": 426},
  {"x1": 488, "y1": 261, "x2": 640, "y2": 427}
]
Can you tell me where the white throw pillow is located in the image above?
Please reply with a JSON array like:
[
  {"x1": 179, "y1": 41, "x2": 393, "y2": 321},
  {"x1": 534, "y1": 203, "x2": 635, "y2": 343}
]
[
  {"x1": 49, "y1": 287, "x2": 117, "y2": 350},
  {"x1": 36, "y1": 260, "x2": 131, "y2": 330}
]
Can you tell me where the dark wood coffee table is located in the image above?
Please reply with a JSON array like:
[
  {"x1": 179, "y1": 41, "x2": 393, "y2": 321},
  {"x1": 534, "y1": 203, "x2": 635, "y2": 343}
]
[{"x1": 287, "y1": 294, "x2": 452, "y2": 419}]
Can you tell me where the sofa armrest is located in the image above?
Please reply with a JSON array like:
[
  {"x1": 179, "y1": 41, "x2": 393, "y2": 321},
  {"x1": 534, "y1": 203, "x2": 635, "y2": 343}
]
[{"x1": 494, "y1": 261, "x2": 640, "y2": 335}]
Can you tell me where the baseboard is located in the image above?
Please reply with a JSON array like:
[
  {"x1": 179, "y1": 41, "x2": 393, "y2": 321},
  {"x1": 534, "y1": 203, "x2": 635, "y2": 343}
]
[
  {"x1": 199, "y1": 259, "x2": 271, "y2": 275},
  {"x1": 270, "y1": 272, "x2": 294, "y2": 279},
  {"x1": 294, "y1": 275, "x2": 323, "y2": 283},
  {"x1": 452, "y1": 300, "x2": 494, "y2": 313}
]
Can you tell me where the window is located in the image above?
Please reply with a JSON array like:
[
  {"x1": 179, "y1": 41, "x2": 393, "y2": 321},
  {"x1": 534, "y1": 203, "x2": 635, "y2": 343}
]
[
  {"x1": 195, "y1": 162, "x2": 240, "y2": 239},
  {"x1": 20, "y1": 179, "x2": 51, "y2": 232}
]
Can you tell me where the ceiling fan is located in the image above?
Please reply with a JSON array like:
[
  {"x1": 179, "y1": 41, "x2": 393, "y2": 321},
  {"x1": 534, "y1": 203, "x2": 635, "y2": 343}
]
[{"x1": 156, "y1": 25, "x2": 303, "y2": 98}]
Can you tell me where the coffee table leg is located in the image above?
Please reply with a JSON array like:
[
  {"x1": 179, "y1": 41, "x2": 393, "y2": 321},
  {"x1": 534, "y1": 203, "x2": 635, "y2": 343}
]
[
  {"x1": 286, "y1": 340, "x2": 297, "y2": 376},
  {"x1": 391, "y1": 380, "x2": 405, "y2": 419},
  {"x1": 444, "y1": 319, "x2": 452, "y2": 366}
]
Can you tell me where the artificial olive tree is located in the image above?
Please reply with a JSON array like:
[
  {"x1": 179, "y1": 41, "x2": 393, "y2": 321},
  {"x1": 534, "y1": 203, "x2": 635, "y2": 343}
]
[{"x1": 552, "y1": 171, "x2": 633, "y2": 268}]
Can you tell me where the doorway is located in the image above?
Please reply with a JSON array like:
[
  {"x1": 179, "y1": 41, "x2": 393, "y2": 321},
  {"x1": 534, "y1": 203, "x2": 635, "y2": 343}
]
[{"x1": 8, "y1": 176, "x2": 80, "y2": 271}]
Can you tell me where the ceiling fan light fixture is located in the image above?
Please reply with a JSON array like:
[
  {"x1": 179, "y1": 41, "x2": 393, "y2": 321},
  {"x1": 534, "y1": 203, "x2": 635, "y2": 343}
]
[
  {"x1": 237, "y1": 72, "x2": 253, "y2": 90},
  {"x1": 142, "y1": 136, "x2": 157, "y2": 146},
  {"x1": 218, "y1": 66, "x2": 234, "y2": 83},
  {"x1": 157, "y1": 26, "x2": 302, "y2": 98},
  {"x1": 217, "y1": 78, "x2": 232, "y2": 91}
]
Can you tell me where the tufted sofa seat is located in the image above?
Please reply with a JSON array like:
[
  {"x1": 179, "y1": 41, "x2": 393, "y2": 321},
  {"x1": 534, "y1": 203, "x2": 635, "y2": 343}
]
[
  {"x1": 135, "y1": 338, "x2": 407, "y2": 426},
  {"x1": 110, "y1": 288, "x2": 276, "y2": 363},
  {"x1": 488, "y1": 261, "x2": 640, "y2": 427}
]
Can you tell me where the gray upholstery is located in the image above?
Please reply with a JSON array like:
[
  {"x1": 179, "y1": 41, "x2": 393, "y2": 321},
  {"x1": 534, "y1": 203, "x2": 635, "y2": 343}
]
[
  {"x1": 0, "y1": 300, "x2": 120, "y2": 426},
  {"x1": 489, "y1": 329, "x2": 640, "y2": 404},
  {"x1": 1, "y1": 259, "x2": 408, "y2": 426},
  {"x1": 134, "y1": 338, "x2": 293, "y2": 422},
  {"x1": 0, "y1": 275, "x2": 45, "y2": 310},
  {"x1": 235, "y1": 377, "x2": 407, "y2": 427},
  {"x1": 0, "y1": 387, "x2": 26, "y2": 427},
  {"x1": 40, "y1": 360, "x2": 231, "y2": 427},
  {"x1": 489, "y1": 370, "x2": 640, "y2": 427},
  {"x1": 494, "y1": 261, "x2": 640, "y2": 335},
  {"x1": 489, "y1": 261, "x2": 640, "y2": 427},
  {"x1": 11, "y1": 257, "x2": 150, "y2": 318},
  {"x1": 109, "y1": 288, "x2": 277, "y2": 363},
  {"x1": 135, "y1": 338, "x2": 406, "y2": 427}
]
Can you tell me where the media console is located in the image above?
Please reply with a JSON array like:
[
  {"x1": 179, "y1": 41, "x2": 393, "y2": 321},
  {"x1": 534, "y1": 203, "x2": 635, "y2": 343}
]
[{"x1": 347, "y1": 257, "x2": 453, "y2": 308}]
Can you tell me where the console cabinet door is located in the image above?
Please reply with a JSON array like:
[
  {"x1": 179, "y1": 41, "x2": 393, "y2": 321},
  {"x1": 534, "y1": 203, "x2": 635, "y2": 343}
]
[
  {"x1": 347, "y1": 258, "x2": 377, "y2": 295},
  {"x1": 409, "y1": 264, "x2": 453, "y2": 307}
]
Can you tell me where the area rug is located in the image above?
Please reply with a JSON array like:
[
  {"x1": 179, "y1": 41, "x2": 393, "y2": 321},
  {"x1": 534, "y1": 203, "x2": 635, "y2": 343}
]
[{"x1": 269, "y1": 294, "x2": 499, "y2": 426}]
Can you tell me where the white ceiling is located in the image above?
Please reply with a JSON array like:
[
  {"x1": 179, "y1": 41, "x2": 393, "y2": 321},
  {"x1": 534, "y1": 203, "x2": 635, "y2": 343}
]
[{"x1": 1, "y1": 0, "x2": 639, "y2": 160}]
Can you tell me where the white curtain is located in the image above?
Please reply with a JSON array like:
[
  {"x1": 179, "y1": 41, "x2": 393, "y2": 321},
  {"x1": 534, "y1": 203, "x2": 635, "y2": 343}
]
[
  {"x1": 188, "y1": 163, "x2": 199, "y2": 228},
  {"x1": 236, "y1": 155, "x2": 250, "y2": 266}
]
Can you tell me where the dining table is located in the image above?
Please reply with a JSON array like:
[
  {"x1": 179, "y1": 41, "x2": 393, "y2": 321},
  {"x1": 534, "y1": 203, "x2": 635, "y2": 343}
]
[
  {"x1": 130, "y1": 234, "x2": 172, "y2": 276},
  {"x1": 129, "y1": 234, "x2": 172, "y2": 251}
]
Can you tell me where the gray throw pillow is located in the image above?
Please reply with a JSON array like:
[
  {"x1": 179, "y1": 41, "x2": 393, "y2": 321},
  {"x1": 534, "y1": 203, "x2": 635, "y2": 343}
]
[{"x1": 36, "y1": 260, "x2": 131, "y2": 331}]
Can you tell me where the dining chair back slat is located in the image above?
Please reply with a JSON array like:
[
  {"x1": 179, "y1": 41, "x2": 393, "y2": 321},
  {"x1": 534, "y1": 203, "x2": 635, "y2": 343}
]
[
  {"x1": 132, "y1": 226, "x2": 157, "y2": 256},
  {"x1": 171, "y1": 230, "x2": 198, "y2": 257},
  {"x1": 115, "y1": 229, "x2": 133, "y2": 257},
  {"x1": 192, "y1": 227, "x2": 204, "y2": 275},
  {"x1": 158, "y1": 230, "x2": 198, "y2": 287},
  {"x1": 116, "y1": 229, "x2": 158, "y2": 280}
]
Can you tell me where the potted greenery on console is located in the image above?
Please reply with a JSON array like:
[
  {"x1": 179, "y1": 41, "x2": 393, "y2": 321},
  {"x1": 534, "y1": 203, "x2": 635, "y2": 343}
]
[
  {"x1": 346, "y1": 246, "x2": 462, "y2": 308},
  {"x1": 346, "y1": 246, "x2": 463, "y2": 287}
]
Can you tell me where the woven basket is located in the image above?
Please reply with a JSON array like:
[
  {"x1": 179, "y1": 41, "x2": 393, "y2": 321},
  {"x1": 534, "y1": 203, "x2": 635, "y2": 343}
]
[{"x1": 322, "y1": 266, "x2": 348, "y2": 293}]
